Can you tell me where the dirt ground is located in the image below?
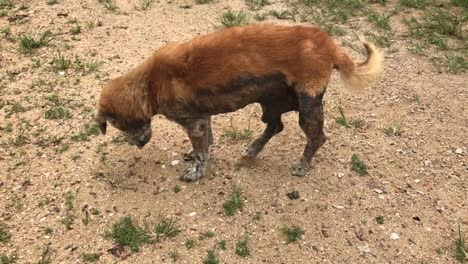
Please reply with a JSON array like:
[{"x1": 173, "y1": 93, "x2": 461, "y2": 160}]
[{"x1": 0, "y1": 0, "x2": 467, "y2": 263}]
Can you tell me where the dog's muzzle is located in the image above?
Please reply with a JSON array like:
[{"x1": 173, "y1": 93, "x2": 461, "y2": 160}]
[{"x1": 128, "y1": 126, "x2": 152, "y2": 149}]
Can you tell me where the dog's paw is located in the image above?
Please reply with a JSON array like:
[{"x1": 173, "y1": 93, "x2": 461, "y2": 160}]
[
  {"x1": 290, "y1": 162, "x2": 309, "y2": 177},
  {"x1": 180, "y1": 167, "x2": 204, "y2": 182}
]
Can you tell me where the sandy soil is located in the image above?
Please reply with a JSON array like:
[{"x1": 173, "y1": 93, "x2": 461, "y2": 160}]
[{"x1": 0, "y1": 0, "x2": 467, "y2": 263}]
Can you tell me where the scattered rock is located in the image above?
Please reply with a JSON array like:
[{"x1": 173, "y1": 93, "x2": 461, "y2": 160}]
[
  {"x1": 390, "y1": 233, "x2": 400, "y2": 240},
  {"x1": 374, "y1": 189, "x2": 383, "y2": 194},
  {"x1": 423, "y1": 160, "x2": 432, "y2": 166},
  {"x1": 286, "y1": 191, "x2": 300, "y2": 200},
  {"x1": 332, "y1": 205, "x2": 344, "y2": 210},
  {"x1": 189, "y1": 212, "x2": 197, "y2": 217},
  {"x1": 337, "y1": 172, "x2": 345, "y2": 178},
  {"x1": 108, "y1": 244, "x2": 131, "y2": 260},
  {"x1": 455, "y1": 148, "x2": 463, "y2": 155},
  {"x1": 357, "y1": 244, "x2": 371, "y2": 253},
  {"x1": 171, "y1": 160, "x2": 180, "y2": 166}
]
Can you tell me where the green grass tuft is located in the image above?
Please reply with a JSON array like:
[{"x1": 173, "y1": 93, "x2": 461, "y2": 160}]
[
  {"x1": 203, "y1": 250, "x2": 220, "y2": 264},
  {"x1": 398, "y1": 0, "x2": 430, "y2": 9},
  {"x1": 220, "y1": 9, "x2": 249, "y2": 28},
  {"x1": 108, "y1": 216, "x2": 150, "y2": 252},
  {"x1": 335, "y1": 105, "x2": 364, "y2": 128},
  {"x1": 154, "y1": 217, "x2": 181, "y2": 241},
  {"x1": 245, "y1": 0, "x2": 269, "y2": 11},
  {"x1": 81, "y1": 253, "x2": 101, "y2": 263},
  {"x1": 375, "y1": 216, "x2": 385, "y2": 224},
  {"x1": 0, "y1": 223, "x2": 12, "y2": 244},
  {"x1": 185, "y1": 238, "x2": 197, "y2": 249},
  {"x1": 19, "y1": 31, "x2": 53, "y2": 54},
  {"x1": 281, "y1": 225, "x2": 304, "y2": 244},
  {"x1": 0, "y1": 252, "x2": 17, "y2": 264},
  {"x1": 454, "y1": 224, "x2": 467, "y2": 263},
  {"x1": 351, "y1": 154, "x2": 368, "y2": 176},
  {"x1": 223, "y1": 186, "x2": 244, "y2": 216},
  {"x1": 235, "y1": 238, "x2": 250, "y2": 257}
]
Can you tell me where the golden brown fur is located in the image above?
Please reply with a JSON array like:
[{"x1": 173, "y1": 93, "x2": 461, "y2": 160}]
[{"x1": 98, "y1": 24, "x2": 383, "y2": 124}]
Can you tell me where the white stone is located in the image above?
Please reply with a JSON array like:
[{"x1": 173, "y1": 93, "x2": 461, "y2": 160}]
[
  {"x1": 189, "y1": 212, "x2": 197, "y2": 217},
  {"x1": 171, "y1": 160, "x2": 180, "y2": 166},
  {"x1": 390, "y1": 233, "x2": 400, "y2": 240},
  {"x1": 455, "y1": 148, "x2": 463, "y2": 154}
]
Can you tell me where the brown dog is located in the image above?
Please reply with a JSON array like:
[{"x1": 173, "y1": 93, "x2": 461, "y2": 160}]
[{"x1": 96, "y1": 24, "x2": 383, "y2": 182}]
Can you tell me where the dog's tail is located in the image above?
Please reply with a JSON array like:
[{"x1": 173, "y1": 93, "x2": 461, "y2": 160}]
[{"x1": 333, "y1": 39, "x2": 384, "y2": 91}]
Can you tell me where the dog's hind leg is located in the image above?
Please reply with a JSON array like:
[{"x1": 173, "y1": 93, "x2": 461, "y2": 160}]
[
  {"x1": 243, "y1": 104, "x2": 284, "y2": 159},
  {"x1": 178, "y1": 117, "x2": 212, "y2": 182},
  {"x1": 291, "y1": 91, "x2": 326, "y2": 177}
]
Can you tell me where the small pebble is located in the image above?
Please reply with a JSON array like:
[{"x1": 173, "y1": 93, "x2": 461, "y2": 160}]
[
  {"x1": 390, "y1": 233, "x2": 400, "y2": 240},
  {"x1": 189, "y1": 212, "x2": 197, "y2": 217},
  {"x1": 286, "y1": 191, "x2": 300, "y2": 200},
  {"x1": 337, "y1": 173, "x2": 345, "y2": 178},
  {"x1": 455, "y1": 148, "x2": 463, "y2": 155},
  {"x1": 171, "y1": 160, "x2": 180, "y2": 166}
]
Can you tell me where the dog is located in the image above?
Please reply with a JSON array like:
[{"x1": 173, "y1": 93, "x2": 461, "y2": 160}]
[{"x1": 96, "y1": 24, "x2": 383, "y2": 182}]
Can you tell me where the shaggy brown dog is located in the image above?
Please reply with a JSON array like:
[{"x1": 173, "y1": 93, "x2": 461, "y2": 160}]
[{"x1": 96, "y1": 24, "x2": 383, "y2": 182}]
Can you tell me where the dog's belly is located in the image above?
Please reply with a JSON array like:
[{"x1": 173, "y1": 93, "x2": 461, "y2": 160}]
[{"x1": 160, "y1": 72, "x2": 299, "y2": 120}]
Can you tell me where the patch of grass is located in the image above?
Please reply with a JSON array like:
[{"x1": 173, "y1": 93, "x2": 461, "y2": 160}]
[
  {"x1": 254, "y1": 12, "x2": 268, "y2": 21},
  {"x1": 447, "y1": 55, "x2": 467, "y2": 74},
  {"x1": 281, "y1": 225, "x2": 304, "y2": 244},
  {"x1": 154, "y1": 217, "x2": 181, "y2": 241},
  {"x1": 51, "y1": 51, "x2": 71, "y2": 71},
  {"x1": 0, "y1": 0, "x2": 14, "y2": 10},
  {"x1": 70, "y1": 24, "x2": 81, "y2": 35},
  {"x1": 0, "y1": 223, "x2": 12, "y2": 244},
  {"x1": 335, "y1": 105, "x2": 364, "y2": 128},
  {"x1": 19, "y1": 30, "x2": 53, "y2": 54},
  {"x1": 97, "y1": 0, "x2": 118, "y2": 12},
  {"x1": 199, "y1": 230, "x2": 216, "y2": 240},
  {"x1": 1, "y1": 26, "x2": 14, "y2": 41},
  {"x1": 367, "y1": 31, "x2": 395, "y2": 48},
  {"x1": 454, "y1": 224, "x2": 467, "y2": 263},
  {"x1": 169, "y1": 250, "x2": 179, "y2": 262},
  {"x1": 235, "y1": 238, "x2": 250, "y2": 257},
  {"x1": 425, "y1": 8, "x2": 464, "y2": 38},
  {"x1": 218, "y1": 240, "x2": 227, "y2": 250},
  {"x1": 8, "y1": 102, "x2": 27, "y2": 116},
  {"x1": 223, "y1": 186, "x2": 244, "y2": 216},
  {"x1": 253, "y1": 212, "x2": 262, "y2": 221},
  {"x1": 108, "y1": 216, "x2": 150, "y2": 252},
  {"x1": 47, "y1": 0, "x2": 58, "y2": 5},
  {"x1": 43, "y1": 227, "x2": 53, "y2": 235},
  {"x1": 399, "y1": 0, "x2": 430, "y2": 9},
  {"x1": 203, "y1": 250, "x2": 219, "y2": 264},
  {"x1": 90, "y1": 208, "x2": 101, "y2": 215},
  {"x1": 135, "y1": 0, "x2": 155, "y2": 10},
  {"x1": 185, "y1": 238, "x2": 197, "y2": 249},
  {"x1": 173, "y1": 185, "x2": 181, "y2": 193},
  {"x1": 270, "y1": 9, "x2": 293, "y2": 19},
  {"x1": 375, "y1": 216, "x2": 385, "y2": 224},
  {"x1": 367, "y1": 12, "x2": 392, "y2": 30},
  {"x1": 196, "y1": 0, "x2": 213, "y2": 4},
  {"x1": 220, "y1": 9, "x2": 249, "y2": 28},
  {"x1": 245, "y1": 0, "x2": 268, "y2": 11},
  {"x1": 351, "y1": 154, "x2": 368, "y2": 176},
  {"x1": 81, "y1": 253, "x2": 101, "y2": 263},
  {"x1": 71, "y1": 123, "x2": 100, "y2": 141},
  {"x1": 12, "y1": 132, "x2": 27, "y2": 146},
  {"x1": 384, "y1": 122, "x2": 403, "y2": 137},
  {"x1": 221, "y1": 117, "x2": 253, "y2": 141},
  {"x1": 452, "y1": 0, "x2": 468, "y2": 8},
  {"x1": 37, "y1": 251, "x2": 51, "y2": 264},
  {"x1": 0, "y1": 252, "x2": 17, "y2": 264},
  {"x1": 45, "y1": 106, "x2": 72, "y2": 119},
  {"x1": 62, "y1": 192, "x2": 75, "y2": 230}
]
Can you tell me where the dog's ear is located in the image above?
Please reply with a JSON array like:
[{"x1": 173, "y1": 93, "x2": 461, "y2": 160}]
[{"x1": 96, "y1": 113, "x2": 107, "y2": 135}]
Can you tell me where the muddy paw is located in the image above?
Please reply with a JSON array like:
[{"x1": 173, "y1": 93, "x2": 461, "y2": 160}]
[
  {"x1": 242, "y1": 147, "x2": 259, "y2": 160},
  {"x1": 180, "y1": 167, "x2": 204, "y2": 182},
  {"x1": 290, "y1": 162, "x2": 309, "y2": 177}
]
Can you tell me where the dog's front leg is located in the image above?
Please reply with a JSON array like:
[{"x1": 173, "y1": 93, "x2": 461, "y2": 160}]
[{"x1": 179, "y1": 117, "x2": 211, "y2": 182}]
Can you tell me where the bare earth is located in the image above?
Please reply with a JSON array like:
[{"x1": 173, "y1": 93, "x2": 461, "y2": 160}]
[{"x1": 0, "y1": 0, "x2": 467, "y2": 263}]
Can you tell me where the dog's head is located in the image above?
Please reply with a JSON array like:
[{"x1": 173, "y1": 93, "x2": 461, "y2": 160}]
[{"x1": 96, "y1": 77, "x2": 153, "y2": 148}]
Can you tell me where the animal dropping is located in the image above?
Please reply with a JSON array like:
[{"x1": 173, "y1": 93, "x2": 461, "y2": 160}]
[{"x1": 96, "y1": 24, "x2": 384, "y2": 182}]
